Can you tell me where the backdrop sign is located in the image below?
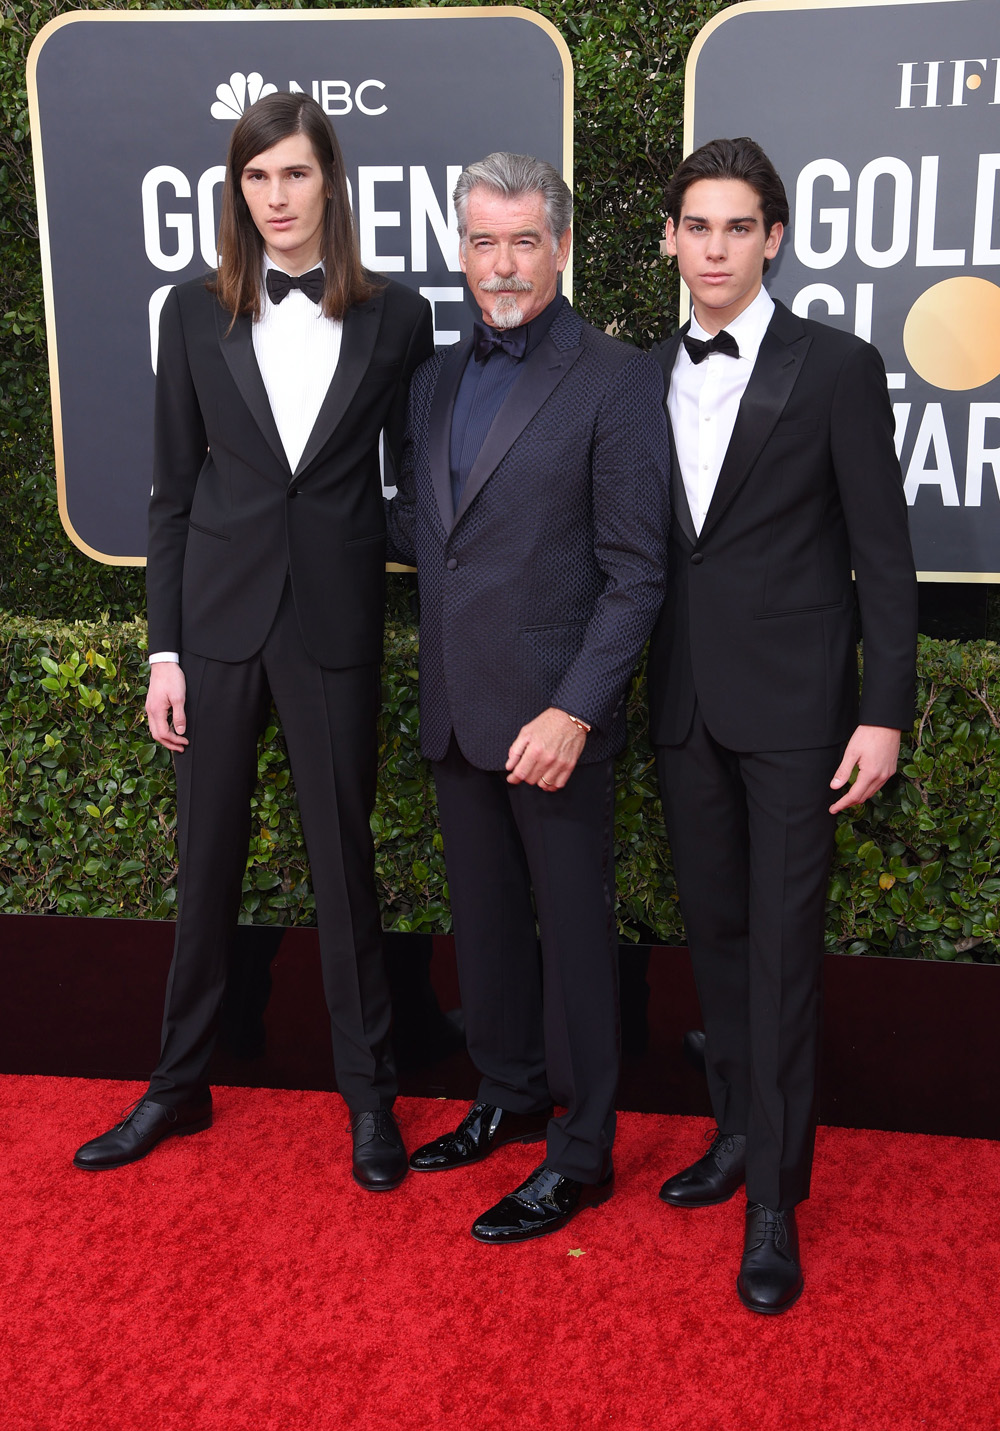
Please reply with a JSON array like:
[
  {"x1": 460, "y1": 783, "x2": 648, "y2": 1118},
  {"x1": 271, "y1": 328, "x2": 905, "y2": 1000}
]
[
  {"x1": 27, "y1": 8, "x2": 571, "y2": 565},
  {"x1": 687, "y1": 0, "x2": 1000, "y2": 580}
]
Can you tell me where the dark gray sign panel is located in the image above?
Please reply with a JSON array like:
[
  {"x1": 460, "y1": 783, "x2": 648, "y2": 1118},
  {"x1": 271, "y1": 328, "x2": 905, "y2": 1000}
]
[
  {"x1": 27, "y1": 8, "x2": 571, "y2": 564},
  {"x1": 688, "y1": 0, "x2": 1000, "y2": 580}
]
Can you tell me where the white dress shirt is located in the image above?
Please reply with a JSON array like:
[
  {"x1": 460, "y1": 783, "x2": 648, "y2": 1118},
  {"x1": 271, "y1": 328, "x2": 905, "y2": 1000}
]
[
  {"x1": 150, "y1": 258, "x2": 342, "y2": 665},
  {"x1": 667, "y1": 285, "x2": 774, "y2": 536}
]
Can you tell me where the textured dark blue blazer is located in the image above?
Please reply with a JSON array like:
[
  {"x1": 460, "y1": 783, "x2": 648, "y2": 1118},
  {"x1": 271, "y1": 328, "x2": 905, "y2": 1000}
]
[{"x1": 387, "y1": 300, "x2": 670, "y2": 770}]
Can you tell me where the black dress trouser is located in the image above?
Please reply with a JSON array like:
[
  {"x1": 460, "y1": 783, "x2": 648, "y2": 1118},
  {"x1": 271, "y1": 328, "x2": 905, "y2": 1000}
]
[
  {"x1": 432, "y1": 737, "x2": 619, "y2": 1184},
  {"x1": 656, "y1": 707, "x2": 839, "y2": 1210},
  {"x1": 147, "y1": 584, "x2": 396, "y2": 1112}
]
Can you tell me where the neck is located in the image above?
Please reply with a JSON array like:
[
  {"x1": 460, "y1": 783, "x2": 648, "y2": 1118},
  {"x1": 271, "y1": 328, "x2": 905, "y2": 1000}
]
[
  {"x1": 265, "y1": 246, "x2": 323, "y2": 278},
  {"x1": 691, "y1": 281, "x2": 762, "y2": 336}
]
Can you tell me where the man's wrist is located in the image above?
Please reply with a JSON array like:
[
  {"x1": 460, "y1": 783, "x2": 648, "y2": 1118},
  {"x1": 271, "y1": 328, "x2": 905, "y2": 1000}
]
[{"x1": 561, "y1": 709, "x2": 591, "y2": 734}]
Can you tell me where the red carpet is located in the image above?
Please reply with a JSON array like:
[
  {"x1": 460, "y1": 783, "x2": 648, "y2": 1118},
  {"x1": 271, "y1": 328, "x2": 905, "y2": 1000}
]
[{"x1": 1, "y1": 1076, "x2": 997, "y2": 1431}]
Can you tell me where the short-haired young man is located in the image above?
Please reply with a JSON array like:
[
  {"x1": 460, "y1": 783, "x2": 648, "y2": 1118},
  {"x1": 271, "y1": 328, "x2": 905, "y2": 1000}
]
[{"x1": 648, "y1": 138, "x2": 917, "y2": 1313}]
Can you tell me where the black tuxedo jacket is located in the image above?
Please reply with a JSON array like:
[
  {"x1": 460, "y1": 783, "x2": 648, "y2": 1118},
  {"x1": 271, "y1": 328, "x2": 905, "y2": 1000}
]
[
  {"x1": 387, "y1": 300, "x2": 670, "y2": 769},
  {"x1": 647, "y1": 300, "x2": 917, "y2": 751},
  {"x1": 147, "y1": 274, "x2": 433, "y2": 667}
]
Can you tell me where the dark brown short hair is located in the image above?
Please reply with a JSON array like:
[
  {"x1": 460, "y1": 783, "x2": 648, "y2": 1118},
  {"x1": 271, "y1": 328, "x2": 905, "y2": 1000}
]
[
  {"x1": 211, "y1": 91, "x2": 378, "y2": 322},
  {"x1": 665, "y1": 137, "x2": 789, "y2": 272}
]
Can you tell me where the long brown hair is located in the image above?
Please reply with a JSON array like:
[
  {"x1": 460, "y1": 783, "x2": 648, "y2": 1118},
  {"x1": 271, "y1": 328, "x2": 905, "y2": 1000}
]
[{"x1": 211, "y1": 91, "x2": 379, "y2": 321}]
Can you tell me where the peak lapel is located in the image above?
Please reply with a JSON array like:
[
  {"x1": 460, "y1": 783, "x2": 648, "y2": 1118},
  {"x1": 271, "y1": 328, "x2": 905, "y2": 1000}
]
[
  {"x1": 451, "y1": 334, "x2": 583, "y2": 530},
  {"x1": 215, "y1": 306, "x2": 289, "y2": 474},
  {"x1": 652, "y1": 326, "x2": 695, "y2": 545},
  {"x1": 294, "y1": 290, "x2": 385, "y2": 479},
  {"x1": 428, "y1": 339, "x2": 472, "y2": 535},
  {"x1": 700, "y1": 308, "x2": 812, "y2": 541}
]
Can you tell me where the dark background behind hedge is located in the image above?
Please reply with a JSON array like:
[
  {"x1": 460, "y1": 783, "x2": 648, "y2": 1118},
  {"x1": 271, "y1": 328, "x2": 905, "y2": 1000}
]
[{"x1": 3, "y1": 1, "x2": 1000, "y2": 961}]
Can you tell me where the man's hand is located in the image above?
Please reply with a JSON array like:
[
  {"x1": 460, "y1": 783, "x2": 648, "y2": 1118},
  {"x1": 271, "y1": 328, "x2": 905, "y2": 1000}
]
[
  {"x1": 506, "y1": 708, "x2": 588, "y2": 790},
  {"x1": 146, "y1": 662, "x2": 189, "y2": 753},
  {"x1": 829, "y1": 724, "x2": 901, "y2": 814}
]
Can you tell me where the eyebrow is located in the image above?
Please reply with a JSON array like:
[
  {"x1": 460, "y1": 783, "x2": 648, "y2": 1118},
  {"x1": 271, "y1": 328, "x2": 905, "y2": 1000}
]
[
  {"x1": 682, "y1": 213, "x2": 759, "y2": 226},
  {"x1": 243, "y1": 161, "x2": 315, "y2": 174},
  {"x1": 468, "y1": 227, "x2": 543, "y2": 241}
]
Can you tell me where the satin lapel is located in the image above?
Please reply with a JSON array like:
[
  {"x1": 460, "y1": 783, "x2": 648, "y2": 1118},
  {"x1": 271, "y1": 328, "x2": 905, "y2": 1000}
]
[
  {"x1": 668, "y1": 418, "x2": 697, "y2": 547},
  {"x1": 295, "y1": 290, "x2": 385, "y2": 478},
  {"x1": 652, "y1": 328, "x2": 696, "y2": 545},
  {"x1": 451, "y1": 334, "x2": 583, "y2": 530},
  {"x1": 700, "y1": 311, "x2": 812, "y2": 541},
  {"x1": 428, "y1": 339, "x2": 472, "y2": 534},
  {"x1": 215, "y1": 306, "x2": 289, "y2": 474}
]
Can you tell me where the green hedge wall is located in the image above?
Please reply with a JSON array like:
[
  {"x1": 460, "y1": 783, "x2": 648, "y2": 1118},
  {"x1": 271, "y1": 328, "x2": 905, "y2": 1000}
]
[
  {"x1": 0, "y1": 0, "x2": 725, "y2": 621},
  {"x1": 4, "y1": 612, "x2": 1000, "y2": 964}
]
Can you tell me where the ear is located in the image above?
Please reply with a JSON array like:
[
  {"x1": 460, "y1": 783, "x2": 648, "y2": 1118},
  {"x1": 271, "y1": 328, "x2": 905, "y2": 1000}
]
[
  {"x1": 458, "y1": 240, "x2": 468, "y2": 276},
  {"x1": 764, "y1": 220, "x2": 784, "y2": 262},
  {"x1": 555, "y1": 227, "x2": 572, "y2": 274},
  {"x1": 663, "y1": 217, "x2": 679, "y2": 258}
]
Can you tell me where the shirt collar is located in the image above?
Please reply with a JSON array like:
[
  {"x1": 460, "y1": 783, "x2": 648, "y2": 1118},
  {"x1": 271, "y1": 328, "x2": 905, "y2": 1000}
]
[{"x1": 687, "y1": 284, "x2": 774, "y2": 362}]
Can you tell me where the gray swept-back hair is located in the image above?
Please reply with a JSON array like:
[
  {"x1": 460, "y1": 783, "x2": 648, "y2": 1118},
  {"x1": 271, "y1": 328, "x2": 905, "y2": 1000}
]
[{"x1": 453, "y1": 153, "x2": 573, "y2": 248}]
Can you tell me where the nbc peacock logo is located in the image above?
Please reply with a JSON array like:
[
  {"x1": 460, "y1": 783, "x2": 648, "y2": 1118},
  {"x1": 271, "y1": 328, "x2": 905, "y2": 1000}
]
[{"x1": 211, "y1": 72, "x2": 278, "y2": 120}]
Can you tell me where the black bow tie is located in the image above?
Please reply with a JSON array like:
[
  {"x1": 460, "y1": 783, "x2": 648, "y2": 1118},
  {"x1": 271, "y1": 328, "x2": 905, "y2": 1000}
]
[
  {"x1": 683, "y1": 329, "x2": 740, "y2": 364},
  {"x1": 473, "y1": 321, "x2": 528, "y2": 364},
  {"x1": 265, "y1": 266, "x2": 324, "y2": 305}
]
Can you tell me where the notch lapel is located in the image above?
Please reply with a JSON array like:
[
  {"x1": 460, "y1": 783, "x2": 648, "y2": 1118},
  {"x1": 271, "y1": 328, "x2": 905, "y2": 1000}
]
[
  {"x1": 215, "y1": 306, "x2": 289, "y2": 474},
  {"x1": 451, "y1": 334, "x2": 583, "y2": 530},
  {"x1": 700, "y1": 306, "x2": 812, "y2": 541},
  {"x1": 294, "y1": 290, "x2": 385, "y2": 478},
  {"x1": 652, "y1": 327, "x2": 696, "y2": 546},
  {"x1": 428, "y1": 339, "x2": 473, "y2": 534}
]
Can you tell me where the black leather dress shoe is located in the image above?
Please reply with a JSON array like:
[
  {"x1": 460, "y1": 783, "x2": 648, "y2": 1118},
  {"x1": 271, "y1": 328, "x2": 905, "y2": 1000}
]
[
  {"x1": 73, "y1": 1097, "x2": 213, "y2": 1170},
  {"x1": 659, "y1": 1128, "x2": 747, "y2": 1207},
  {"x1": 350, "y1": 1109, "x2": 408, "y2": 1191},
  {"x1": 470, "y1": 1162, "x2": 614, "y2": 1243},
  {"x1": 737, "y1": 1202, "x2": 804, "y2": 1314},
  {"x1": 408, "y1": 1101, "x2": 552, "y2": 1172}
]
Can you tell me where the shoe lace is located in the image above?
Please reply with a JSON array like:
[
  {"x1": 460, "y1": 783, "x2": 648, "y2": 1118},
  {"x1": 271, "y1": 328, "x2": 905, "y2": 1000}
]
[
  {"x1": 116, "y1": 1097, "x2": 176, "y2": 1131},
  {"x1": 748, "y1": 1203, "x2": 790, "y2": 1251},
  {"x1": 706, "y1": 1128, "x2": 741, "y2": 1157}
]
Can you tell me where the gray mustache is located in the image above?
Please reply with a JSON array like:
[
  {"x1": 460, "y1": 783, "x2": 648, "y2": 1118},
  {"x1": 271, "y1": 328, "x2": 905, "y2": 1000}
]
[{"x1": 478, "y1": 277, "x2": 533, "y2": 293}]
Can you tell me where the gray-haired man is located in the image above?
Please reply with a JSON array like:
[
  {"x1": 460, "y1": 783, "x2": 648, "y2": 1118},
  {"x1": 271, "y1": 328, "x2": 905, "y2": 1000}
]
[{"x1": 387, "y1": 153, "x2": 669, "y2": 1242}]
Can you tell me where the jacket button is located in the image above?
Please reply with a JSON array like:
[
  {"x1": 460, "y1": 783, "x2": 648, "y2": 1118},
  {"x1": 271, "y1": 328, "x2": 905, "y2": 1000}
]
[
  {"x1": 690, "y1": 552, "x2": 704, "y2": 565},
  {"x1": 446, "y1": 558, "x2": 458, "y2": 570},
  {"x1": 288, "y1": 489, "x2": 300, "y2": 498}
]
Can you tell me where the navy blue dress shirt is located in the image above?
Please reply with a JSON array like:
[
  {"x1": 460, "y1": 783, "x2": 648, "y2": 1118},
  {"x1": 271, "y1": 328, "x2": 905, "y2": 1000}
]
[{"x1": 449, "y1": 295, "x2": 565, "y2": 515}]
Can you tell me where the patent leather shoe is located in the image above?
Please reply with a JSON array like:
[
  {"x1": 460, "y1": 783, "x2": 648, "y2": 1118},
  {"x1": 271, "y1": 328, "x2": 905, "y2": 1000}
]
[
  {"x1": 408, "y1": 1101, "x2": 552, "y2": 1172},
  {"x1": 471, "y1": 1162, "x2": 614, "y2": 1243},
  {"x1": 73, "y1": 1096, "x2": 213, "y2": 1170},
  {"x1": 350, "y1": 1109, "x2": 408, "y2": 1191},
  {"x1": 659, "y1": 1128, "x2": 746, "y2": 1207},
  {"x1": 737, "y1": 1202, "x2": 804, "y2": 1314}
]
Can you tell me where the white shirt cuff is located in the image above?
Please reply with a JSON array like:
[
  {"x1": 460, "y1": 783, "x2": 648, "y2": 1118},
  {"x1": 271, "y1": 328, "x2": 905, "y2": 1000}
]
[{"x1": 148, "y1": 652, "x2": 180, "y2": 663}]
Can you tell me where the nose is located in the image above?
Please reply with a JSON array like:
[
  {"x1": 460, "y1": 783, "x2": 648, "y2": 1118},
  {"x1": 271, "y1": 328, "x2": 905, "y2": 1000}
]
[
  {"x1": 705, "y1": 228, "x2": 727, "y2": 259},
  {"x1": 267, "y1": 178, "x2": 287, "y2": 209},
  {"x1": 493, "y1": 244, "x2": 517, "y2": 277}
]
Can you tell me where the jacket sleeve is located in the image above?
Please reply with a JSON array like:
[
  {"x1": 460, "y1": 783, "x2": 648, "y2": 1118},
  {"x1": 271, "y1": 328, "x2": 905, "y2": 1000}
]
[
  {"x1": 550, "y1": 350, "x2": 670, "y2": 732},
  {"x1": 381, "y1": 294, "x2": 435, "y2": 493},
  {"x1": 830, "y1": 340, "x2": 918, "y2": 730},
  {"x1": 145, "y1": 287, "x2": 208, "y2": 655}
]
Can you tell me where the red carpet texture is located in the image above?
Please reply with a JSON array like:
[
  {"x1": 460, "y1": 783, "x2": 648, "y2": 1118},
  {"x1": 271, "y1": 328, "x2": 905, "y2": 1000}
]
[{"x1": 1, "y1": 1077, "x2": 998, "y2": 1431}]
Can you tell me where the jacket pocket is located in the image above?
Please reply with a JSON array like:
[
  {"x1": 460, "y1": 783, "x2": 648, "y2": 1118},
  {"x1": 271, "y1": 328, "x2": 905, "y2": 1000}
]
[
  {"x1": 188, "y1": 520, "x2": 230, "y2": 541},
  {"x1": 753, "y1": 599, "x2": 844, "y2": 620}
]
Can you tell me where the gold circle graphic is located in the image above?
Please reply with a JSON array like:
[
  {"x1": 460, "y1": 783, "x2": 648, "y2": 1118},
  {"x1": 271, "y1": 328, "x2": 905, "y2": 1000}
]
[
  {"x1": 903, "y1": 277, "x2": 1000, "y2": 391},
  {"x1": 967, "y1": 74, "x2": 982, "y2": 89}
]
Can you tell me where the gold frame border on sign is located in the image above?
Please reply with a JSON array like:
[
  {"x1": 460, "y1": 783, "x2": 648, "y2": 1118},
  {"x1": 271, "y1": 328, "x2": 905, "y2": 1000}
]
[
  {"x1": 682, "y1": 0, "x2": 989, "y2": 582},
  {"x1": 26, "y1": 6, "x2": 574, "y2": 567}
]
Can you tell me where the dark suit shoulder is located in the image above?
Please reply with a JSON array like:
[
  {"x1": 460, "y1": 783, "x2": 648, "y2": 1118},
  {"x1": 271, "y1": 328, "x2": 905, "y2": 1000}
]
[
  {"x1": 364, "y1": 273, "x2": 431, "y2": 323},
  {"x1": 770, "y1": 298, "x2": 883, "y2": 365}
]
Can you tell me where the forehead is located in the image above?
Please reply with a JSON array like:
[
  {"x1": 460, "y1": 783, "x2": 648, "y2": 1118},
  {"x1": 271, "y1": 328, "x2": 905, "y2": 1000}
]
[
  {"x1": 678, "y1": 177, "x2": 764, "y2": 221},
  {"x1": 243, "y1": 133, "x2": 320, "y2": 171},
  {"x1": 464, "y1": 187, "x2": 551, "y2": 236}
]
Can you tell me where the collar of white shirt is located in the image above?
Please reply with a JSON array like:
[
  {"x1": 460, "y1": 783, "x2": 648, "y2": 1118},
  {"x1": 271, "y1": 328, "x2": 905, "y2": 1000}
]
[{"x1": 686, "y1": 284, "x2": 774, "y2": 368}]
